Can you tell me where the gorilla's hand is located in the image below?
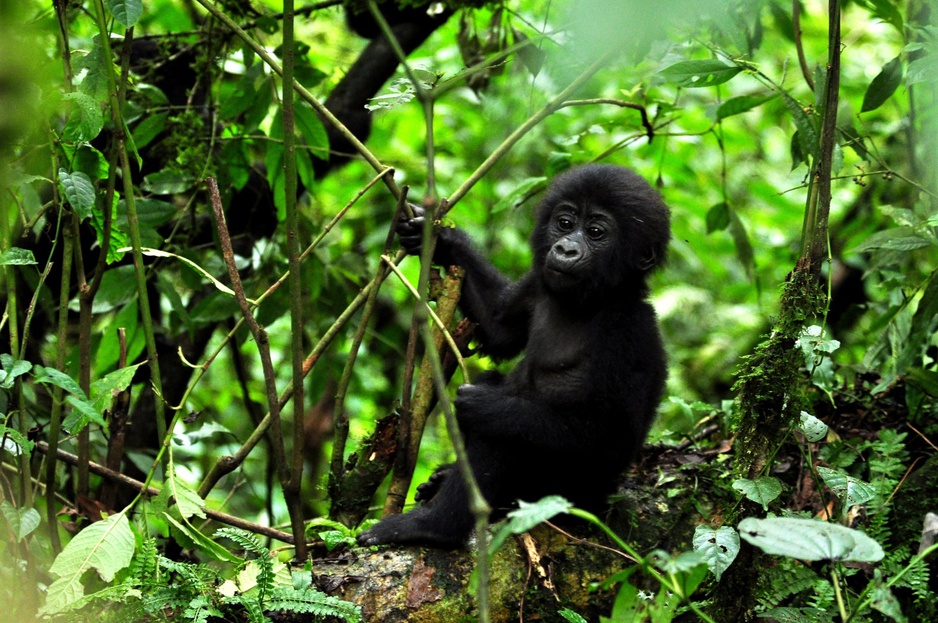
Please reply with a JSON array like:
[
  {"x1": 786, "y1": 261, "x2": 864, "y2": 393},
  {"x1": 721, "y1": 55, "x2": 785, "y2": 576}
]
[{"x1": 395, "y1": 203, "x2": 428, "y2": 255}]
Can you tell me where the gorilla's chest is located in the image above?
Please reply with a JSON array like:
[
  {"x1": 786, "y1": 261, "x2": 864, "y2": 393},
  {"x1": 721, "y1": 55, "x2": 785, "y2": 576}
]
[{"x1": 520, "y1": 304, "x2": 591, "y2": 394}]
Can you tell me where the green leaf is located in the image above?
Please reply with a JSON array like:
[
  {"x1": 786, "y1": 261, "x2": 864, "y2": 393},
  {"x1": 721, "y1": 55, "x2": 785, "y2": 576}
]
[
  {"x1": 732, "y1": 477, "x2": 782, "y2": 510},
  {"x1": 738, "y1": 516, "x2": 884, "y2": 562},
  {"x1": 141, "y1": 169, "x2": 196, "y2": 194},
  {"x1": 489, "y1": 496, "x2": 572, "y2": 554},
  {"x1": 59, "y1": 168, "x2": 96, "y2": 220},
  {"x1": 706, "y1": 202, "x2": 730, "y2": 233},
  {"x1": 494, "y1": 176, "x2": 548, "y2": 214},
  {"x1": 871, "y1": 580, "x2": 907, "y2": 622},
  {"x1": 0, "y1": 247, "x2": 37, "y2": 266},
  {"x1": 63, "y1": 395, "x2": 107, "y2": 432},
  {"x1": 692, "y1": 525, "x2": 739, "y2": 581},
  {"x1": 131, "y1": 113, "x2": 168, "y2": 150},
  {"x1": 780, "y1": 91, "x2": 819, "y2": 163},
  {"x1": 852, "y1": 227, "x2": 934, "y2": 253},
  {"x1": 75, "y1": 38, "x2": 109, "y2": 101},
  {"x1": 0, "y1": 355, "x2": 32, "y2": 389},
  {"x1": 728, "y1": 209, "x2": 755, "y2": 279},
  {"x1": 658, "y1": 59, "x2": 743, "y2": 88},
  {"x1": 40, "y1": 511, "x2": 135, "y2": 615},
  {"x1": 798, "y1": 411, "x2": 829, "y2": 442},
  {"x1": 1, "y1": 501, "x2": 41, "y2": 542},
  {"x1": 63, "y1": 92, "x2": 105, "y2": 143},
  {"x1": 861, "y1": 56, "x2": 903, "y2": 113},
  {"x1": 89, "y1": 363, "x2": 144, "y2": 413},
  {"x1": 817, "y1": 467, "x2": 876, "y2": 507},
  {"x1": 33, "y1": 365, "x2": 87, "y2": 399},
  {"x1": 294, "y1": 102, "x2": 330, "y2": 162},
  {"x1": 558, "y1": 608, "x2": 589, "y2": 623},
  {"x1": 716, "y1": 94, "x2": 775, "y2": 120},
  {"x1": 106, "y1": 0, "x2": 143, "y2": 27},
  {"x1": 163, "y1": 513, "x2": 241, "y2": 563}
]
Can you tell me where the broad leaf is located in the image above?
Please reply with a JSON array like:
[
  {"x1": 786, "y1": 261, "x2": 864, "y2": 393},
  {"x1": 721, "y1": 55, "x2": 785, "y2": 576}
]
[
  {"x1": 106, "y1": 0, "x2": 143, "y2": 27},
  {"x1": 716, "y1": 94, "x2": 775, "y2": 120},
  {"x1": 817, "y1": 467, "x2": 876, "y2": 507},
  {"x1": 732, "y1": 477, "x2": 782, "y2": 510},
  {"x1": 0, "y1": 247, "x2": 37, "y2": 266},
  {"x1": 59, "y1": 169, "x2": 96, "y2": 220},
  {"x1": 41, "y1": 511, "x2": 135, "y2": 615},
  {"x1": 738, "y1": 516, "x2": 884, "y2": 562},
  {"x1": 1, "y1": 501, "x2": 41, "y2": 542},
  {"x1": 658, "y1": 60, "x2": 743, "y2": 88},
  {"x1": 693, "y1": 525, "x2": 739, "y2": 581},
  {"x1": 798, "y1": 411, "x2": 829, "y2": 442}
]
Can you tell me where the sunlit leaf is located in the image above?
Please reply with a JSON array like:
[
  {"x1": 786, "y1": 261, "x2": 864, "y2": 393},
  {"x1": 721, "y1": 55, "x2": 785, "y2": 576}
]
[
  {"x1": 817, "y1": 467, "x2": 876, "y2": 507},
  {"x1": 40, "y1": 511, "x2": 135, "y2": 615},
  {"x1": 693, "y1": 525, "x2": 739, "y2": 581},
  {"x1": 0, "y1": 247, "x2": 37, "y2": 266},
  {"x1": 658, "y1": 59, "x2": 743, "y2": 88},
  {"x1": 107, "y1": 0, "x2": 143, "y2": 27},
  {"x1": 738, "y1": 516, "x2": 884, "y2": 562},
  {"x1": 732, "y1": 477, "x2": 782, "y2": 510},
  {"x1": 59, "y1": 169, "x2": 96, "y2": 220}
]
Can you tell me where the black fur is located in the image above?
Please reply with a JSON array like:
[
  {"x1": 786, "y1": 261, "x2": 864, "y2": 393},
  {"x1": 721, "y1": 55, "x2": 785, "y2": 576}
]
[{"x1": 358, "y1": 164, "x2": 670, "y2": 548}]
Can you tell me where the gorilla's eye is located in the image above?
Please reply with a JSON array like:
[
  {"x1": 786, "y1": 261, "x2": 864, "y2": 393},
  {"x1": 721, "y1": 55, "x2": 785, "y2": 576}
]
[
  {"x1": 586, "y1": 226, "x2": 605, "y2": 240},
  {"x1": 557, "y1": 216, "x2": 575, "y2": 231}
]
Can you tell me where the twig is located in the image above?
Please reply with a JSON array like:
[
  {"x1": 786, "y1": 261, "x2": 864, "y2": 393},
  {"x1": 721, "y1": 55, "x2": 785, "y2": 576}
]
[
  {"x1": 793, "y1": 0, "x2": 816, "y2": 91},
  {"x1": 445, "y1": 47, "x2": 621, "y2": 214},
  {"x1": 35, "y1": 442, "x2": 295, "y2": 544},
  {"x1": 561, "y1": 98, "x2": 654, "y2": 142},
  {"x1": 206, "y1": 178, "x2": 296, "y2": 547}
]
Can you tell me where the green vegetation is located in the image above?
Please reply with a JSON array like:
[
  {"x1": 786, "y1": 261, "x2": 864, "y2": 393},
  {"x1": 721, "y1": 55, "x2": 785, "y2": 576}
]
[{"x1": 0, "y1": 0, "x2": 936, "y2": 621}]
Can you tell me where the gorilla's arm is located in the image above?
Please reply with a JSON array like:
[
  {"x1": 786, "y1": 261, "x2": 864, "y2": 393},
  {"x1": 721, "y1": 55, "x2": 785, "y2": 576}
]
[{"x1": 397, "y1": 207, "x2": 531, "y2": 359}]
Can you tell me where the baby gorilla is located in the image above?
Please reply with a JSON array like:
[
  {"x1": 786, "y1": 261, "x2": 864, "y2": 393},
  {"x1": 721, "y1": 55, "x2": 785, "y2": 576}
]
[{"x1": 358, "y1": 164, "x2": 670, "y2": 548}]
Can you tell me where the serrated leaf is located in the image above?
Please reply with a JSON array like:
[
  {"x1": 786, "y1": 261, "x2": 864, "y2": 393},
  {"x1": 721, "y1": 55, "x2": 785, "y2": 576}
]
[
  {"x1": 63, "y1": 92, "x2": 104, "y2": 142},
  {"x1": 1, "y1": 501, "x2": 41, "y2": 542},
  {"x1": 59, "y1": 169, "x2": 97, "y2": 220},
  {"x1": 0, "y1": 247, "x2": 37, "y2": 266},
  {"x1": 106, "y1": 0, "x2": 143, "y2": 27},
  {"x1": 89, "y1": 363, "x2": 143, "y2": 413},
  {"x1": 738, "y1": 516, "x2": 884, "y2": 562},
  {"x1": 40, "y1": 511, "x2": 135, "y2": 615},
  {"x1": 861, "y1": 56, "x2": 903, "y2": 113},
  {"x1": 732, "y1": 477, "x2": 782, "y2": 510},
  {"x1": 716, "y1": 94, "x2": 775, "y2": 120},
  {"x1": 852, "y1": 227, "x2": 934, "y2": 253},
  {"x1": 692, "y1": 525, "x2": 739, "y2": 581},
  {"x1": 658, "y1": 59, "x2": 743, "y2": 88},
  {"x1": 798, "y1": 411, "x2": 829, "y2": 442},
  {"x1": 33, "y1": 365, "x2": 87, "y2": 399}
]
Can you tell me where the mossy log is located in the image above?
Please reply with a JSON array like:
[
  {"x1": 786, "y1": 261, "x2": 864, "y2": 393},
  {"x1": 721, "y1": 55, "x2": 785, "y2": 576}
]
[{"x1": 282, "y1": 449, "x2": 711, "y2": 622}]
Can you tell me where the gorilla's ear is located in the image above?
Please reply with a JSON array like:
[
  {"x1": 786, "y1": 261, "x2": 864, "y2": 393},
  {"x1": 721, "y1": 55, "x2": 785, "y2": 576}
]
[{"x1": 639, "y1": 250, "x2": 657, "y2": 272}]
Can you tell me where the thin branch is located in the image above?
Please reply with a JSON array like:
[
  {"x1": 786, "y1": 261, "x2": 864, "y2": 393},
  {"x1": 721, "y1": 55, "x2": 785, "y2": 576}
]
[
  {"x1": 206, "y1": 177, "x2": 290, "y2": 504},
  {"x1": 793, "y1": 0, "x2": 816, "y2": 91},
  {"x1": 561, "y1": 98, "x2": 654, "y2": 142},
  {"x1": 35, "y1": 442, "x2": 295, "y2": 544},
  {"x1": 445, "y1": 47, "x2": 621, "y2": 214}
]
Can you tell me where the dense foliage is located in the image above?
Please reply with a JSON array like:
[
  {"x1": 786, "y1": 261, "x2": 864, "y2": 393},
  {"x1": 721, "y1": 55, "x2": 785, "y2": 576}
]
[{"x1": 0, "y1": 0, "x2": 936, "y2": 621}]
